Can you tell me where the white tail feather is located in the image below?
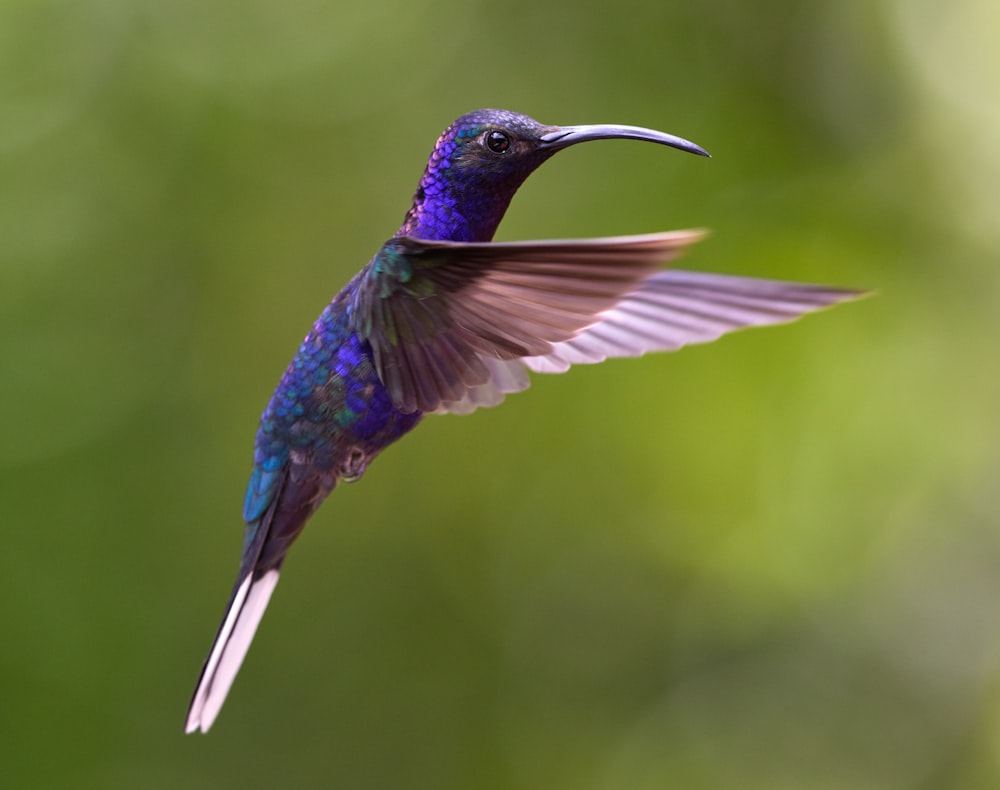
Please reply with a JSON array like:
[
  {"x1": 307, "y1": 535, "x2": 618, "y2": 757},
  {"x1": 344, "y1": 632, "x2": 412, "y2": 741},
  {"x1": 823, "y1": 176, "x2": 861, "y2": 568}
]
[{"x1": 185, "y1": 569, "x2": 281, "y2": 733}]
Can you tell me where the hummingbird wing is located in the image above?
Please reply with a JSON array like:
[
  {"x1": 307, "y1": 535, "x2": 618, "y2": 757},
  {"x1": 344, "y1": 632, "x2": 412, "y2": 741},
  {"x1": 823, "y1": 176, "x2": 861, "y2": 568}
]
[
  {"x1": 440, "y1": 271, "x2": 863, "y2": 414},
  {"x1": 351, "y1": 231, "x2": 864, "y2": 414},
  {"x1": 521, "y1": 269, "x2": 862, "y2": 373},
  {"x1": 351, "y1": 230, "x2": 707, "y2": 413}
]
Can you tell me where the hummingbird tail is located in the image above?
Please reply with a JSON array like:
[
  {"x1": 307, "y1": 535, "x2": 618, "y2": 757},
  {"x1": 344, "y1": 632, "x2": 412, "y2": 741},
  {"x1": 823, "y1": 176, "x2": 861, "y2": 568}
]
[
  {"x1": 185, "y1": 464, "x2": 328, "y2": 733},
  {"x1": 185, "y1": 567, "x2": 281, "y2": 733}
]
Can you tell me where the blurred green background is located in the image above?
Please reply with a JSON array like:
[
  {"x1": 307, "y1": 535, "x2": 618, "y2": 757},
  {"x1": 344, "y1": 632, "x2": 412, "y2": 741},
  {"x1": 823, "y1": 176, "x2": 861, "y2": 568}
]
[{"x1": 4, "y1": 0, "x2": 1000, "y2": 787}]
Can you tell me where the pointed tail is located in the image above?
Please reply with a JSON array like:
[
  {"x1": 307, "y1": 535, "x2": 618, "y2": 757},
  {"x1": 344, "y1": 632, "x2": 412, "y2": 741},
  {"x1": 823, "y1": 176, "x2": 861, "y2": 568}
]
[
  {"x1": 184, "y1": 567, "x2": 281, "y2": 733},
  {"x1": 186, "y1": 464, "x2": 324, "y2": 733}
]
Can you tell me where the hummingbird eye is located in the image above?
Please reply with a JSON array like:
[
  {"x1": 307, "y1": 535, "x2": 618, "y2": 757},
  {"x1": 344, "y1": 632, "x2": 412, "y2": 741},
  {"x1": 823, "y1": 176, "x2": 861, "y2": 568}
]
[{"x1": 485, "y1": 130, "x2": 512, "y2": 154}]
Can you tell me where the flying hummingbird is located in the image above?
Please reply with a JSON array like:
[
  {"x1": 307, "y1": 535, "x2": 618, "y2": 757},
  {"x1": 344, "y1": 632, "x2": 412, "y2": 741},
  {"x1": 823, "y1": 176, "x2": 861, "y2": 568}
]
[{"x1": 185, "y1": 108, "x2": 862, "y2": 732}]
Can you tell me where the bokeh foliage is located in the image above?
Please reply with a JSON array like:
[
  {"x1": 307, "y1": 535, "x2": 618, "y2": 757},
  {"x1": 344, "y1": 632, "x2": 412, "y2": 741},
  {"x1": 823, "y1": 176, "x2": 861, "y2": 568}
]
[{"x1": 4, "y1": 0, "x2": 1000, "y2": 787}]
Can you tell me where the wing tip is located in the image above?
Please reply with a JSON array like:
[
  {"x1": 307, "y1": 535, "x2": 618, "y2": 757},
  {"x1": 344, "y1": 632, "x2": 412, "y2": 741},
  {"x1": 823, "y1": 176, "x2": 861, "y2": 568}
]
[{"x1": 801, "y1": 285, "x2": 874, "y2": 311}]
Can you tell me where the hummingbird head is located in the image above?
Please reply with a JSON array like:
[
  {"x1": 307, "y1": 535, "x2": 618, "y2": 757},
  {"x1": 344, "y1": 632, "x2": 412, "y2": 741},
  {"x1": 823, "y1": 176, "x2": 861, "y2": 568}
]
[{"x1": 398, "y1": 109, "x2": 708, "y2": 243}]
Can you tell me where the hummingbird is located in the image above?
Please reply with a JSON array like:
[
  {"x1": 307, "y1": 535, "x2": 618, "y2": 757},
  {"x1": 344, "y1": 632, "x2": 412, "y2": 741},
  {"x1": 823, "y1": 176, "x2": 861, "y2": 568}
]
[{"x1": 185, "y1": 108, "x2": 862, "y2": 733}]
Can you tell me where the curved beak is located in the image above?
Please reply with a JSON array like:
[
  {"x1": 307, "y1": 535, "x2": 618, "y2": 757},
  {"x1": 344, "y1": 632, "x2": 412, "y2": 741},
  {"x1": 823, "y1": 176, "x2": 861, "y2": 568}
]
[{"x1": 539, "y1": 123, "x2": 710, "y2": 158}]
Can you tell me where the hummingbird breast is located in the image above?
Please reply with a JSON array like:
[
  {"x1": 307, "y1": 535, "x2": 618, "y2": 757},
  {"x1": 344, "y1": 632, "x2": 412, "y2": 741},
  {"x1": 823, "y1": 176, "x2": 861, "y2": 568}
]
[{"x1": 254, "y1": 296, "x2": 423, "y2": 486}]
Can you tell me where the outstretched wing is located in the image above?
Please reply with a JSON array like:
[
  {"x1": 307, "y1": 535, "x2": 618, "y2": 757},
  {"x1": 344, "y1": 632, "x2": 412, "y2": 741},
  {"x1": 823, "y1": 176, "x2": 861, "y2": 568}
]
[
  {"x1": 350, "y1": 231, "x2": 865, "y2": 415},
  {"x1": 439, "y1": 271, "x2": 864, "y2": 414},
  {"x1": 349, "y1": 230, "x2": 707, "y2": 413},
  {"x1": 522, "y1": 269, "x2": 862, "y2": 372}
]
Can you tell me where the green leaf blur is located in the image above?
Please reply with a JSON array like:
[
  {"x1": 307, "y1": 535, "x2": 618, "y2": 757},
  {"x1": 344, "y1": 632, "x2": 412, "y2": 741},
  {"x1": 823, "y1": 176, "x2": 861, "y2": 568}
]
[{"x1": 4, "y1": 0, "x2": 999, "y2": 787}]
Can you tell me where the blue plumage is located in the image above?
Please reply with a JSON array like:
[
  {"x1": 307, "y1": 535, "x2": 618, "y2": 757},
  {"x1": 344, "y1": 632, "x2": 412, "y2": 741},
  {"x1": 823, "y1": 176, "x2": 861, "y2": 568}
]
[
  {"x1": 246, "y1": 297, "x2": 422, "y2": 531},
  {"x1": 185, "y1": 109, "x2": 863, "y2": 732}
]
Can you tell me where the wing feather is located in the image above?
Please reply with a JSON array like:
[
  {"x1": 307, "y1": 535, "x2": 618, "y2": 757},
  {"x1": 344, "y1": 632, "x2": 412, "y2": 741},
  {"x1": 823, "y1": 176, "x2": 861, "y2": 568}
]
[
  {"x1": 350, "y1": 231, "x2": 707, "y2": 412},
  {"x1": 349, "y1": 231, "x2": 864, "y2": 413},
  {"x1": 523, "y1": 270, "x2": 864, "y2": 372}
]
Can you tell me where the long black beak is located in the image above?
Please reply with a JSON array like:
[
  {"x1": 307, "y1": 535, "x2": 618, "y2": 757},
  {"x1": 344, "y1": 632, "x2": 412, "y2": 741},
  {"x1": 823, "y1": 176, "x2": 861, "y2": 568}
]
[{"x1": 539, "y1": 123, "x2": 710, "y2": 158}]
